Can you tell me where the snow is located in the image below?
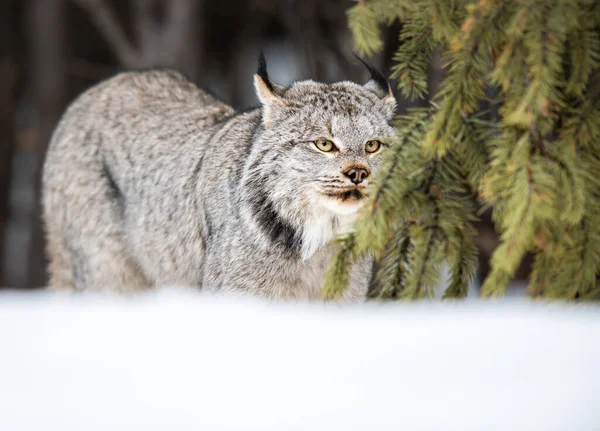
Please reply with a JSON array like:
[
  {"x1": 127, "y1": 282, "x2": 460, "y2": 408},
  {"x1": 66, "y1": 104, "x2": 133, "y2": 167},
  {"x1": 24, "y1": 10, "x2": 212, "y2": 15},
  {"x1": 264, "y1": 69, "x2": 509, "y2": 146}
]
[{"x1": 0, "y1": 289, "x2": 599, "y2": 430}]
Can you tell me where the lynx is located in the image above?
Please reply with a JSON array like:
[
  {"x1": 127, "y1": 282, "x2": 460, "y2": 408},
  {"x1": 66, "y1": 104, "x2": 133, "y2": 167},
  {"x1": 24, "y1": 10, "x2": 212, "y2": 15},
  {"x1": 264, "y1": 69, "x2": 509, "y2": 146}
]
[{"x1": 42, "y1": 55, "x2": 396, "y2": 300}]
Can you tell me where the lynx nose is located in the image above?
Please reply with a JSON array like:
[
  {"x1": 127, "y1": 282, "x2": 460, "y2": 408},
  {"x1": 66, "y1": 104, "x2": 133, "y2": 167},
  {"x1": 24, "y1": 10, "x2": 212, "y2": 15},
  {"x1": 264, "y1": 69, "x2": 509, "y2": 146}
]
[{"x1": 344, "y1": 167, "x2": 369, "y2": 185}]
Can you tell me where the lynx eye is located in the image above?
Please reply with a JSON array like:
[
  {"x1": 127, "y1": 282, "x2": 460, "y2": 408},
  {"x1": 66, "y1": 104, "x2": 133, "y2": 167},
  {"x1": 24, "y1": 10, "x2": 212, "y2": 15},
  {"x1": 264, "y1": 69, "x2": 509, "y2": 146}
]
[
  {"x1": 365, "y1": 140, "x2": 382, "y2": 153},
  {"x1": 315, "y1": 138, "x2": 335, "y2": 152}
]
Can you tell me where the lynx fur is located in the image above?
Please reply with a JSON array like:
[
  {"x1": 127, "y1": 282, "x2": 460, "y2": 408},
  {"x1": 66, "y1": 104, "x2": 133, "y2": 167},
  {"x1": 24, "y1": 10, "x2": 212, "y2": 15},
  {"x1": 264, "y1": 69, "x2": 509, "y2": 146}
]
[{"x1": 42, "y1": 55, "x2": 396, "y2": 300}]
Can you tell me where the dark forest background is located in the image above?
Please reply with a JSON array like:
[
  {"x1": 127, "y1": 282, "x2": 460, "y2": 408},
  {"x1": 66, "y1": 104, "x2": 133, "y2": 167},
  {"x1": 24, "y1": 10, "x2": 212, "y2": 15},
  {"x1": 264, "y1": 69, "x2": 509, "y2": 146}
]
[{"x1": 0, "y1": 0, "x2": 515, "y2": 290}]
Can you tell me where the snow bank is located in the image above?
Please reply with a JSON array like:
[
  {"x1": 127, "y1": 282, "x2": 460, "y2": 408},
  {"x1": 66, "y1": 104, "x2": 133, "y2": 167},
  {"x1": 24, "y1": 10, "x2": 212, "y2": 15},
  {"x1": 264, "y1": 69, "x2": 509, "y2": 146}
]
[{"x1": 0, "y1": 289, "x2": 598, "y2": 430}]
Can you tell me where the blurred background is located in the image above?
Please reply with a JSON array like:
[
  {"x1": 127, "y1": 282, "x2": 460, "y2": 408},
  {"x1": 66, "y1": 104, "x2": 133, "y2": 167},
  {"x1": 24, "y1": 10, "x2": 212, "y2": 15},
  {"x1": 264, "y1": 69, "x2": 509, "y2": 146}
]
[{"x1": 0, "y1": 0, "x2": 520, "y2": 290}]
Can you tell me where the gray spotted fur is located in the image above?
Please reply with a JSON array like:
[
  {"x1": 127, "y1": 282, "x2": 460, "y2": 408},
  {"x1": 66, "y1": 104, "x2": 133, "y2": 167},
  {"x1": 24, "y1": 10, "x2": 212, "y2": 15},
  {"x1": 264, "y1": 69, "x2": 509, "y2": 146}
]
[{"x1": 42, "y1": 63, "x2": 396, "y2": 300}]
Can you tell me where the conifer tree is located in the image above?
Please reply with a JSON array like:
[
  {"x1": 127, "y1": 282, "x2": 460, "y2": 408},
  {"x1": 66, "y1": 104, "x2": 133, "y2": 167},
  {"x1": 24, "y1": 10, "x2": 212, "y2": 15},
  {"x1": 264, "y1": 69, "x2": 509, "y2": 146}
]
[{"x1": 323, "y1": 0, "x2": 600, "y2": 300}]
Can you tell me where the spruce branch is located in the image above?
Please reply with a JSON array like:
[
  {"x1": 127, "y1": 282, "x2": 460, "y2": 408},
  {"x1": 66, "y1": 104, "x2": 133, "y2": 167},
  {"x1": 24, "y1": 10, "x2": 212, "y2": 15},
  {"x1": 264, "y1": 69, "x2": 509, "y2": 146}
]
[
  {"x1": 370, "y1": 224, "x2": 412, "y2": 299},
  {"x1": 390, "y1": 22, "x2": 434, "y2": 100},
  {"x1": 443, "y1": 222, "x2": 478, "y2": 299},
  {"x1": 369, "y1": 108, "x2": 434, "y2": 216},
  {"x1": 341, "y1": 0, "x2": 600, "y2": 301},
  {"x1": 422, "y1": 0, "x2": 507, "y2": 156},
  {"x1": 353, "y1": 107, "x2": 435, "y2": 256},
  {"x1": 347, "y1": 1, "x2": 385, "y2": 56},
  {"x1": 564, "y1": 13, "x2": 600, "y2": 97},
  {"x1": 322, "y1": 234, "x2": 358, "y2": 300},
  {"x1": 402, "y1": 209, "x2": 443, "y2": 299}
]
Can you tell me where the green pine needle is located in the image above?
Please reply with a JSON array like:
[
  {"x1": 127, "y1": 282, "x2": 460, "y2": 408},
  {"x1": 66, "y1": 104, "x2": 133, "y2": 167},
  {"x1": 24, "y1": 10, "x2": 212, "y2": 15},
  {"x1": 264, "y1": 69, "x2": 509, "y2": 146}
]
[{"x1": 332, "y1": 0, "x2": 600, "y2": 301}]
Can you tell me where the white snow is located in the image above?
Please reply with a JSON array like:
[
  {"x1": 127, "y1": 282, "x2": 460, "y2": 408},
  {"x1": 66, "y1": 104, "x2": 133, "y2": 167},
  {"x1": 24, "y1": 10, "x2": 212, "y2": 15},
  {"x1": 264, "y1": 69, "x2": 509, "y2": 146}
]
[{"x1": 0, "y1": 289, "x2": 599, "y2": 430}]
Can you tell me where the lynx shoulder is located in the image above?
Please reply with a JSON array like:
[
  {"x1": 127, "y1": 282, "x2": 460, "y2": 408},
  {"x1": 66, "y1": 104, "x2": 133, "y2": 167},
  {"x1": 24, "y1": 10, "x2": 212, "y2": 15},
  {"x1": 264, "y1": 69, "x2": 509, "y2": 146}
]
[{"x1": 42, "y1": 56, "x2": 396, "y2": 300}]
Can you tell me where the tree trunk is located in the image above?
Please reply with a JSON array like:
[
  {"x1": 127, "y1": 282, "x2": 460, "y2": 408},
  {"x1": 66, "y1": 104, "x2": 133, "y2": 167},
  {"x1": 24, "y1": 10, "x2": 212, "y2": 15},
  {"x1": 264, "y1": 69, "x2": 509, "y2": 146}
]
[
  {"x1": 0, "y1": 60, "x2": 17, "y2": 288},
  {"x1": 0, "y1": 0, "x2": 20, "y2": 287},
  {"x1": 27, "y1": 0, "x2": 67, "y2": 288},
  {"x1": 133, "y1": 0, "x2": 202, "y2": 81}
]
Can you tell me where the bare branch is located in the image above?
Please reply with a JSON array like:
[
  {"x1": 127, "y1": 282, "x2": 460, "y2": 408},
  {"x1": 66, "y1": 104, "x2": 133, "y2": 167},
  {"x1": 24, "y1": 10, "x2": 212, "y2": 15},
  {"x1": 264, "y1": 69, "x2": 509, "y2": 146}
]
[
  {"x1": 70, "y1": 0, "x2": 141, "y2": 68},
  {"x1": 132, "y1": 0, "x2": 161, "y2": 62},
  {"x1": 162, "y1": 0, "x2": 199, "y2": 76},
  {"x1": 163, "y1": 0, "x2": 198, "y2": 53}
]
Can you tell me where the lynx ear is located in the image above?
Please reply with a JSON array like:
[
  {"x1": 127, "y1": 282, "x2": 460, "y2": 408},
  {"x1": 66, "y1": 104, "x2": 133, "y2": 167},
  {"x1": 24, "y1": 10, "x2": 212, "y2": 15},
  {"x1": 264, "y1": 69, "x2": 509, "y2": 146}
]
[
  {"x1": 254, "y1": 74, "x2": 280, "y2": 106},
  {"x1": 254, "y1": 52, "x2": 287, "y2": 128},
  {"x1": 356, "y1": 56, "x2": 397, "y2": 119},
  {"x1": 356, "y1": 55, "x2": 392, "y2": 96},
  {"x1": 374, "y1": 90, "x2": 397, "y2": 120}
]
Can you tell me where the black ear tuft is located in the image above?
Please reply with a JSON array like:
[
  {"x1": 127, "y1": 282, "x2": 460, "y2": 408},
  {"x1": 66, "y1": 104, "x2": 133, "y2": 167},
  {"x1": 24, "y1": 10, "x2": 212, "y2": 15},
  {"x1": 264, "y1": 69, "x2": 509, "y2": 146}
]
[
  {"x1": 258, "y1": 51, "x2": 274, "y2": 92},
  {"x1": 355, "y1": 55, "x2": 390, "y2": 94}
]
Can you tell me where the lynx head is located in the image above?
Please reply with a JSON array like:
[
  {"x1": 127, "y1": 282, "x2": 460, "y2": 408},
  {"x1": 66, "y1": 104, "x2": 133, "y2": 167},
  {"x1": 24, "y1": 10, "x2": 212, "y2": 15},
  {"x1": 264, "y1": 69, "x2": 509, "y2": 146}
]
[{"x1": 243, "y1": 53, "x2": 396, "y2": 258}]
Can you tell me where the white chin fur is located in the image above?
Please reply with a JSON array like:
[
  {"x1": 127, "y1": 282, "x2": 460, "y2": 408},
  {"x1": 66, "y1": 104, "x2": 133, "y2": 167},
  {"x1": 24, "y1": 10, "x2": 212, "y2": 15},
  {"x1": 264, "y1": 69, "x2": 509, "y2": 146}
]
[
  {"x1": 319, "y1": 196, "x2": 364, "y2": 215},
  {"x1": 299, "y1": 196, "x2": 360, "y2": 261}
]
